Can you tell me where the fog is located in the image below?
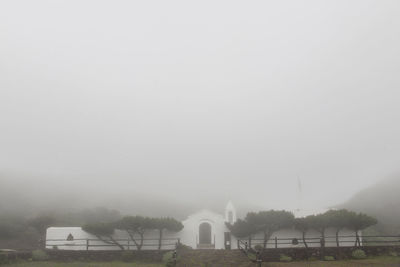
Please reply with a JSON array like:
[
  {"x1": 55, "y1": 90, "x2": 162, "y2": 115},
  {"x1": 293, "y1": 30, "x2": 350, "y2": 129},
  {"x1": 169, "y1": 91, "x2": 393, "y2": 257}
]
[{"x1": 1, "y1": 0, "x2": 400, "y2": 217}]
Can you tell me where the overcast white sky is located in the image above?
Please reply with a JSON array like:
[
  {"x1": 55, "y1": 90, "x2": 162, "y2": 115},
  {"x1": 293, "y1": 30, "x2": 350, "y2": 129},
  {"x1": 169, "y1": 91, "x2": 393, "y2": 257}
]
[{"x1": 1, "y1": 0, "x2": 400, "y2": 212}]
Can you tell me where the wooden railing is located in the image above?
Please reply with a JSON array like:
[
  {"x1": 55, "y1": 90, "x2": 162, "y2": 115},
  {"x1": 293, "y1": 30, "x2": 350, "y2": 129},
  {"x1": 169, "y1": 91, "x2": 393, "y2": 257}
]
[
  {"x1": 238, "y1": 235, "x2": 400, "y2": 248},
  {"x1": 46, "y1": 237, "x2": 180, "y2": 250}
]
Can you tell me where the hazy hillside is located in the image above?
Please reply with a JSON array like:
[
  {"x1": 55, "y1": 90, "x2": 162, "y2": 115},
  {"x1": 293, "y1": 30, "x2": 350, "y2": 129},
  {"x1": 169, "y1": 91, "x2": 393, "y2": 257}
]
[
  {"x1": 0, "y1": 172, "x2": 254, "y2": 222},
  {"x1": 341, "y1": 174, "x2": 400, "y2": 234}
]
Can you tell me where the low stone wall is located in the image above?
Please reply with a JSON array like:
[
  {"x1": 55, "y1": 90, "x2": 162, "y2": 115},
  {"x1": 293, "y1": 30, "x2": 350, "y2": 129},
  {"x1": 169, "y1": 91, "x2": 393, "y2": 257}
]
[
  {"x1": 45, "y1": 250, "x2": 166, "y2": 262},
  {"x1": 8, "y1": 250, "x2": 167, "y2": 262},
  {"x1": 8, "y1": 246, "x2": 400, "y2": 263},
  {"x1": 259, "y1": 246, "x2": 400, "y2": 261}
]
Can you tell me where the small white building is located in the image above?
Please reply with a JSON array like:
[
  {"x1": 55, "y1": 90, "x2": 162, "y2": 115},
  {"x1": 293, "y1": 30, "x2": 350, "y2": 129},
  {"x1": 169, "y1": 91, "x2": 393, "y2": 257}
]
[
  {"x1": 46, "y1": 201, "x2": 358, "y2": 250},
  {"x1": 179, "y1": 201, "x2": 238, "y2": 249}
]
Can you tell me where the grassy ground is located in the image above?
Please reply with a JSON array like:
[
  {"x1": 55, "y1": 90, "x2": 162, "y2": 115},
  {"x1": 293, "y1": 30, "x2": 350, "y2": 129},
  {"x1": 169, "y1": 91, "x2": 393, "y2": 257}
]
[
  {"x1": 264, "y1": 256, "x2": 400, "y2": 266},
  {"x1": 3, "y1": 256, "x2": 400, "y2": 267},
  {"x1": 2, "y1": 262, "x2": 164, "y2": 267}
]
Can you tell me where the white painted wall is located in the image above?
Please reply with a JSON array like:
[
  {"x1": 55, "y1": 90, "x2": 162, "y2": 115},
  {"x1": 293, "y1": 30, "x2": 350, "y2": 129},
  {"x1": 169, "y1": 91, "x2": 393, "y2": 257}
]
[
  {"x1": 46, "y1": 227, "x2": 180, "y2": 251},
  {"x1": 248, "y1": 227, "x2": 359, "y2": 248},
  {"x1": 179, "y1": 209, "x2": 238, "y2": 249}
]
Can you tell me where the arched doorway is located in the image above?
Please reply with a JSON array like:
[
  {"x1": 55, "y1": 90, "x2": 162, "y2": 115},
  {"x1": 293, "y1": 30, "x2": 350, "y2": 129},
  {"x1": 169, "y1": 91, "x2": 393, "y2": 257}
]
[{"x1": 199, "y1": 222, "x2": 212, "y2": 244}]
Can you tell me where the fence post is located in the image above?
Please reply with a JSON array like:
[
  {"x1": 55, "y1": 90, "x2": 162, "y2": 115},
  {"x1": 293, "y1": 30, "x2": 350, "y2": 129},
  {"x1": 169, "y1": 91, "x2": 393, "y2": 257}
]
[
  {"x1": 237, "y1": 239, "x2": 240, "y2": 249},
  {"x1": 173, "y1": 250, "x2": 177, "y2": 266},
  {"x1": 86, "y1": 239, "x2": 89, "y2": 251},
  {"x1": 128, "y1": 240, "x2": 130, "y2": 250},
  {"x1": 320, "y1": 237, "x2": 325, "y2": 260},
  {"x1": 275, "y1": 237, "x2": 278, "y2": 249},
  {"x1": 256, "y1": 251, "x2": 262, "y2": 267}
]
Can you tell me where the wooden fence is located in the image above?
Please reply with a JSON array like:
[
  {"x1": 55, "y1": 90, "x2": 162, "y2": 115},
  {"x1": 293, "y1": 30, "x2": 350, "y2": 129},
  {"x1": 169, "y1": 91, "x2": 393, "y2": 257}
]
[
  {"x1": 46, "y1": 237, "x2": 180, "y2": 250},
  {"x1": 238, "y1": 235, "x2": 400, "y2": 249}
]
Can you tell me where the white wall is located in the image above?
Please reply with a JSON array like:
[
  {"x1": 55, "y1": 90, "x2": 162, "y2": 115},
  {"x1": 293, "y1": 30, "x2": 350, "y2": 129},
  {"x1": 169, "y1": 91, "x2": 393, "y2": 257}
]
[
  {"x1": 46, "y1": 227, "x2": 180, "y2": 250},
  {"x1": 247, "y1": 227, "x2": 359, "y2": 248}
]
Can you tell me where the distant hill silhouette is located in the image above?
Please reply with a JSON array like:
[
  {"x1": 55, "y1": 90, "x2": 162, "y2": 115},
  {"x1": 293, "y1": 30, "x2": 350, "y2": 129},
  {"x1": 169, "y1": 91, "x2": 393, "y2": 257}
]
[
  {"x1": 341, "y1": 174, "x2": 400, "y2": 234},
  {"x1": 0, "y1": 172, "x2": 255, "y2": 222}
]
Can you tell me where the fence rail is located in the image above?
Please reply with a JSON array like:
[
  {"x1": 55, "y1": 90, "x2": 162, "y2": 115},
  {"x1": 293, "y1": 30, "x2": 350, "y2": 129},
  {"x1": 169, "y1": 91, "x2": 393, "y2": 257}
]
[
  {"x1": 46, "y1": 237, "x2": 180, "y2": 251},
  {"x1": 238, "y1": 235, "x2": 400, "y2": 249}
]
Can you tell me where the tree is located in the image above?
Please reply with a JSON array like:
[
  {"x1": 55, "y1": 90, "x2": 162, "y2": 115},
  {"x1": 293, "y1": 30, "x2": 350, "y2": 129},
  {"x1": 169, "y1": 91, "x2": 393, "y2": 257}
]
[
  {"x1": 246, "y1": 210, "x2": 295, "y2": 248},
  {"x1": 347, "y1": 212, "x2": 377, "y2": 247},
  {"x1": 151, "y1": 217, "x2": 183, "y2": 250},
  {"x1": 226, "y1": 219, "x2": 254, "y2": 238},
  {"x1": 28, "y1": 214, "x2": 56, "y2": 248},
  {"x1": 294, "y1": 217, "x2": 310, "y2": 249},
  {"x1": 324, "y1": 209, "x2": 353, "y2": 247},
  {"x1": 226, "y1": 219, "x2": 256, "y2": 247},
  {"x1": 82, "y1": 222, "x2": 124, "y2": 250},
  {"x1": 306, "y1": 214, "x2": 328, "y2": 247},
  {"x1": 116, "y1": 216, "x2": 152, "y2": 250}
]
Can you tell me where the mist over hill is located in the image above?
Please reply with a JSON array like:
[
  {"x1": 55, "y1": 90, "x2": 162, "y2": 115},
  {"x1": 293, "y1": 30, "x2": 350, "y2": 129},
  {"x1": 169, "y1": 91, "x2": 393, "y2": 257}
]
[
  {"x1": 341, "y1": 174, "x2": 400, "y2": 233},
  {"x1": 0, "y1": 172, "x2": 257, "y2": 222}
]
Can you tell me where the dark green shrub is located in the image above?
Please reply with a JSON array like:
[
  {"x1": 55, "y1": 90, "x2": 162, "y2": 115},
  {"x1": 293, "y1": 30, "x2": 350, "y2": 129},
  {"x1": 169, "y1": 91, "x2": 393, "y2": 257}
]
[
  {"x1": 352, "y1": 249, "x2": 367, "y2": 259},
  {"x1": 247, "y1": 252, "x2": 256, "y2": 261},
  {"x1": 280, "y1": 254, "x2": 292, "y2": 262},
  {"x1": 32, "y1": 250, "x2": 49, "y2": 261},
  {"x1": 163, "y1": 251, "x2": 179, "y2": 267},
  {"x1": 324, "y1": 255, "x2": 335, "y2": 261}
]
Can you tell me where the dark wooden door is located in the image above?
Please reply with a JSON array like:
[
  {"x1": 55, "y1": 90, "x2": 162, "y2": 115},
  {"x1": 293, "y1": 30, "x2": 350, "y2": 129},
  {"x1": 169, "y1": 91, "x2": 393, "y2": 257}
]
[{"x1": 199, "y1": 222, "x2": 212, "y2": 244}]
